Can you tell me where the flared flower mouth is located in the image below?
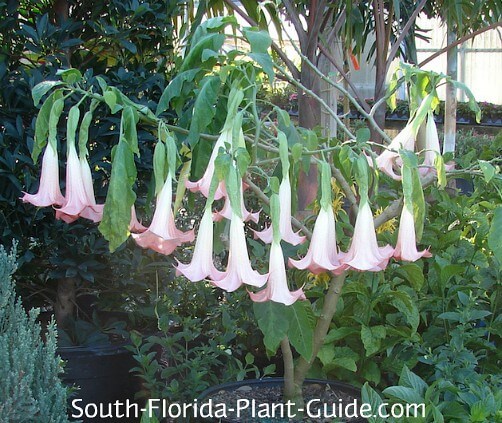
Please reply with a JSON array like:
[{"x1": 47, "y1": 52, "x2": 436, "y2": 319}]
[
  {"x1": 289, "y1": 206, "x2": 343, "y2": 274},
  {"x1": 133, "y1": 174, "x2": 194, "y2": 255},
  {"x1": 253, "y1": 176, "x2": 305, "y2": 245},
  {"x1": 249, "y1": 241, "x2": 306, "y2": 305},
  {"x1": 55, "y1": 145, "x2": 103, "y2": 223},
  {"x1": 375, "y1": 125, "x2": 415, "y2": 180},
  {"x1": 176, "y1": 207, "x2": 224, "y2": 282},
  {"x1": 393, "y1": 205, "x2": 432, "y2": 261},
  {"x1": 339, "y1": 201, "x2": 394, "y2": 272},
  {"x1": 21, "y1": 142, "x2": 65, "y2": 208},
  {"x1": 212, "y1": 211, "x2": 268, "y2": 292}
]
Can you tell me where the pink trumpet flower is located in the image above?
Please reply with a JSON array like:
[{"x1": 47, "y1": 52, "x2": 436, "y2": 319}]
[
  {"x1": 394, "y1": 205, "x2": 432, "y2": 261},
  {"x1": 253, "y1": 176, "x2": 305, "y2": 245},
  {"x1": 249, "y1": 241, "x2": 306, "y2": 305},
  {"x1": 289, "y1": 206, "x2": 344, "y2": 274},
  {"x1": 376, "y1": 124, "x2": 415, "y2": 180},
  {"x1": 212, "y1": 211, "x2": 268, "y2": 292},
  {"x1": 55, "y1": 145, "x2": 103, "y2": 223},
  {"x1": 21, "y1": 143, "x2": 65, "y2": 207},
  {"x1": 340, "y1": 201, "x2": 394, "y2": 272},
  {"x1": 129, "y1": 206, "x2": 147, "y2": 233},
  {"x1": 418, "y1": 115, "x2": 454, "y2": 176},
  {"x1": 132, "y1": 175, "x2": 194, "y2": 255},
  {"x1": 213, "y1": 184, "x2": 260, "y2": 223},
  {"x1": 175, "y1": 207, "x2": 224, "y2": 281},
  {"x1": 185, "y1": 129, "x2": 228, "y2": 200}
]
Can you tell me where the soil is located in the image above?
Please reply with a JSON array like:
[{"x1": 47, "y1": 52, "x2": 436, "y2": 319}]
[{"x1": 195, "y1": 379, "x2": 367, "y2": 423}]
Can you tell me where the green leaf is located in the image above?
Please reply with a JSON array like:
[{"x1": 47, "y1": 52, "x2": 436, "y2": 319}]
[
  {"x1": 243, "y1": 28, "x2": 274, "y2": 82},
  {"x1": 32, "y1": 81, "x2": 63, "y2": 106},
  {"x1": 324, "y1": 327, "x2": 359, "y2": 343},
  {"x1": 180, "y1": 33, "x2": 225, "y2": 72},
  {"x1": 78, "y1": 100, "x2": 98, "y2": 157},
  {"x1": 156, "y1": 69, "x2": 200, "y2": 116},
  {"x1": 389, "y1": 291, "x2": 419, "y2": 332},
  {"x1": 356, "y1": 127, "x2": 371, "y2": 145},
  {"x1": 33, "y1": 90, "x2": 63, "y2": 162},
  {"x1": 401, "y1": 150, "x2": 425, "y2": 240},
  {"x1": 361, "y1": 325, "x2": 387, "y2": 357},
  {"x1": 66, "y1": 105, "x2": 80, "y2": 150},
  {"x1": 287, "y1": 301, "x2": 314, "y2": 361},
  {"x1": 235, "y1": 147, "x2": 251, "y2": 177},
  {"x1": 103, "y1": 88, "x2": 122, "y2": 114},
  {"x1": 56, "y1": 68, "x2": 82, "y2": 84},
  {"x1": 122, "y1": 106, "x2": 139, "y2": 155},
  {"x1": 395, "y1": 263, "x2": 425, "y2": 291},
  {"x1": 153, "y1": 142, "x2": 167, "y2": 195},
  {"x1": 383, "y1": 386, "x2": 424, "y2": 404},
  {"x1": 451, "y1": 79, "x2": 481, "y2": 123},
  {"x1": 186, "y1": 76, "x2": 221, "y2": 147},
  {"x1": 362, "y1": 383, "x2": 387, "y2": 423},
  {"x1": 399, "y1": 365, "x2": 428, "y2": 397},
  {"x1": 488, "y1": 207, "x2": 502, "y2": 263},
  {"x1": 434, "y1": 154, "x2": 446, "y2": 189},
  {"x1": 478, "y1": 160, "x2": 496, "y2": 183},
  {"x1": 253, "y1": 302, "x2": 290, "y2": 355}
]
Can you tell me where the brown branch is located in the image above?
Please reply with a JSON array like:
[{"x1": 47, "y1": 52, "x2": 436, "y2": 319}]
[
  {"x1": 330, "y1": 164, "x2": 358, "y2": 214},
  {"x1": 385, "y1": 0, "x2": 427, "y2": 75},
  {"x1": 317, "y1": 43, "x2": 370, "y2": 112},
  {"x1": 281, "y1": 337, "x2": 296, "y2": 400},
  {"x1": 282, "y1": 0, "x2": 307, "y2": 46},
  {"x1": 419, "y1": 21, "x2": 502, "y2": 68}
]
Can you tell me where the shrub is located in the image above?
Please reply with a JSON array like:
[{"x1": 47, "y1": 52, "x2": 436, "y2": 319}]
[{"x1": 0, "y1": 244, "x2": 69, "y2": 423}]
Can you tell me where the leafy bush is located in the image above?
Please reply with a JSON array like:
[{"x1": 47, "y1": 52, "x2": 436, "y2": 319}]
[{"x1": 0, "y1": 244, "x2": 69, "y2": 422}]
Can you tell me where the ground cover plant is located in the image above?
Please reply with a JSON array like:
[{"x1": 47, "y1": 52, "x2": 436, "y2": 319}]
[{"x1": 12, "y1": 5, "x2": 502, "y2": 423}]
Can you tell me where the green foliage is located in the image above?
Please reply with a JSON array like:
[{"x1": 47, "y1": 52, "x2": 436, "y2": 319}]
[
  {"x1": 0, "y1": 244, "x2": 69, "y2": 422},
  {"x1": 127, "y1": 279, "x2": 275, "y2": 405}
]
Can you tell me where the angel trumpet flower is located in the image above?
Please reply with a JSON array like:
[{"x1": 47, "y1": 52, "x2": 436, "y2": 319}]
[
  {"x1": 375, "y1": 124, "x2": 415, "y2": 180},
  {"x1": 213, "y1": 183, "x2": 259, "y2": 223},
  {"x1": 55, "y1": 144, "x2": 103, "y2": 223},
  {"x1": 129, "y1": 206, "x2": 147, "y2": 233},
  {"x1": 418, "y1": 114, "x2": 453, "y2": 176},
  {"x1": 253, "y1": 175, "x2": 305, "y2": 245},
  {"x1": 249, "y1": 241, "x2": 306, "y2": 305},
  {"x1": 393, "y1": 205, "x2": 432, "y2": 261},
  {"x1": 21, "y1": 142, "x2": 65, "y2": 207},
  {"x1": 176, "y1": 207, "x2": 224, "y2": 282},
  {"x1": 289, "y1": 206, "x2": 344, "y2": 274},
  {"x1": 185, "y1": 129, "x2": 228, "y2": 200},
  {"x1": 340, "y1": 201, "x2": 394, "y2": 272},
  {"x1": 132, "y1": 174, "x2": 194, "y2": 255},
  {"x1": 212, "y1": 210, "x2": 268, "y2": 292}
]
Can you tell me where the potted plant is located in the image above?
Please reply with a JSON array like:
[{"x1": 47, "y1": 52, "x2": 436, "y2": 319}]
[{"x1": 20, "y1": 18, "x2": 491, "y2": 422}]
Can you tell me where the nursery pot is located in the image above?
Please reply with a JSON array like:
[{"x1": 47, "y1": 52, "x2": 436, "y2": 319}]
[
  {"x1": 198, "y1": 378, "x2": 366, "y2": 423},
  {"x1": 58, "y1": 342, "x2": 141, "y2": 422}
]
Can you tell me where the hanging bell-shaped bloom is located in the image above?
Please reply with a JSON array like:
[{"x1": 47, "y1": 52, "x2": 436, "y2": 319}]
[
  {"x1": 55, "y1": 145, "x2": 103, "y2": 223},
  {"x1": 249, "y1": 241, "x2": 306, "y2": 305},
  {"x1": 212, "y1": 211, "x2": 268, "y2": 292},
  {"x1": 376, "y1": 124, "x2": 415, "y2": 180},
  {"x1": 176, "y1": 207, "x2": 224, "y2": 282},
  {"x1": 132, "y1": 175, "x2": 194, "y2": 255},
  {"x1": 213, "y1": 183, "x2": 260, "y2": 223},
  {"x1": 394, "y1": 205, "x2": 432, "y2": 261},
  {"x1": 253, "y1": 176, "x2": 305, "y2": 245},
  {"x1": 129, "y1": 206, "x2": 147, "y2": 233},
  {"x1": 340, "y1": 201, "x2": 394, "y2": 272},
  {"x1": 22, "y1": 142, "x2": 65, "y2": 207},
  {"x1": 185, "y1": 129, "x2": 228, "y2": 200},
  {"x1": 418, "y1": 114, "x2": 454, "y2": 177},
  {"x1": 289, "y1": 206, "x2": 344, "y2": 274}
]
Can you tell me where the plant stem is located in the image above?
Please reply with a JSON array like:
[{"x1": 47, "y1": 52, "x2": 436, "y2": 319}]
[{"x1": 285, "y1": 272, "x2": 347, "y2": 407}]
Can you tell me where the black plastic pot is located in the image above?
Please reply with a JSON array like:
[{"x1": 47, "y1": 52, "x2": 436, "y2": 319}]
[
  {"x1": 58, "y1": 342, "x2": 141, "y2": 422},
  {"x1": 198, "y1": 378, "x2": 366, "y2": 423}
]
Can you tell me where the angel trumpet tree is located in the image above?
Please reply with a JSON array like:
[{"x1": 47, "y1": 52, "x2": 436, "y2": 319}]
[{"x1": 22, "y1": 23, "x2": 473, "y2": 414}]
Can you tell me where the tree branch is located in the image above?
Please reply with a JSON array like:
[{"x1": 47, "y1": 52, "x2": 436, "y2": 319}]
[{"x1": 419, "y1": 21, "x2": 502, "y2": 68}]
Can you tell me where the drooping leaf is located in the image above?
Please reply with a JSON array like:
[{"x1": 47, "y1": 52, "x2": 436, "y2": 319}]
[
  {"x1": 99, "y1": 141, "x2": 137, "y2": 252},
  {"x1": 478, "y1": 160, "x2": 496, "y2": 183},
  {"x1": 488, "y1": 206, "x2": 502, "y2": 263},
  {"x1": 253, "y1": 301, "x2": 290, "y2": 355},
  {"x1": 156, "y1": 69, "x2": 200, "y2": 116},
  {"x1": 180, "y1": 33, "x2": 226, "y2": 72},
  {"x1": 287, "y1": 301, "x2": 314, "y2": 361},
  {"x1": 186, "y1": 76, "x2": 221, "y2": 147},
  {"x1": 32, "y1": 81, "x2": 63, "y2": 106},
  {"x1": 361, "y1": 383, "x2": 387, "y2": 423},
  {"x1": 32, "y1": 89, "x2": 63, "y2": 162}
]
